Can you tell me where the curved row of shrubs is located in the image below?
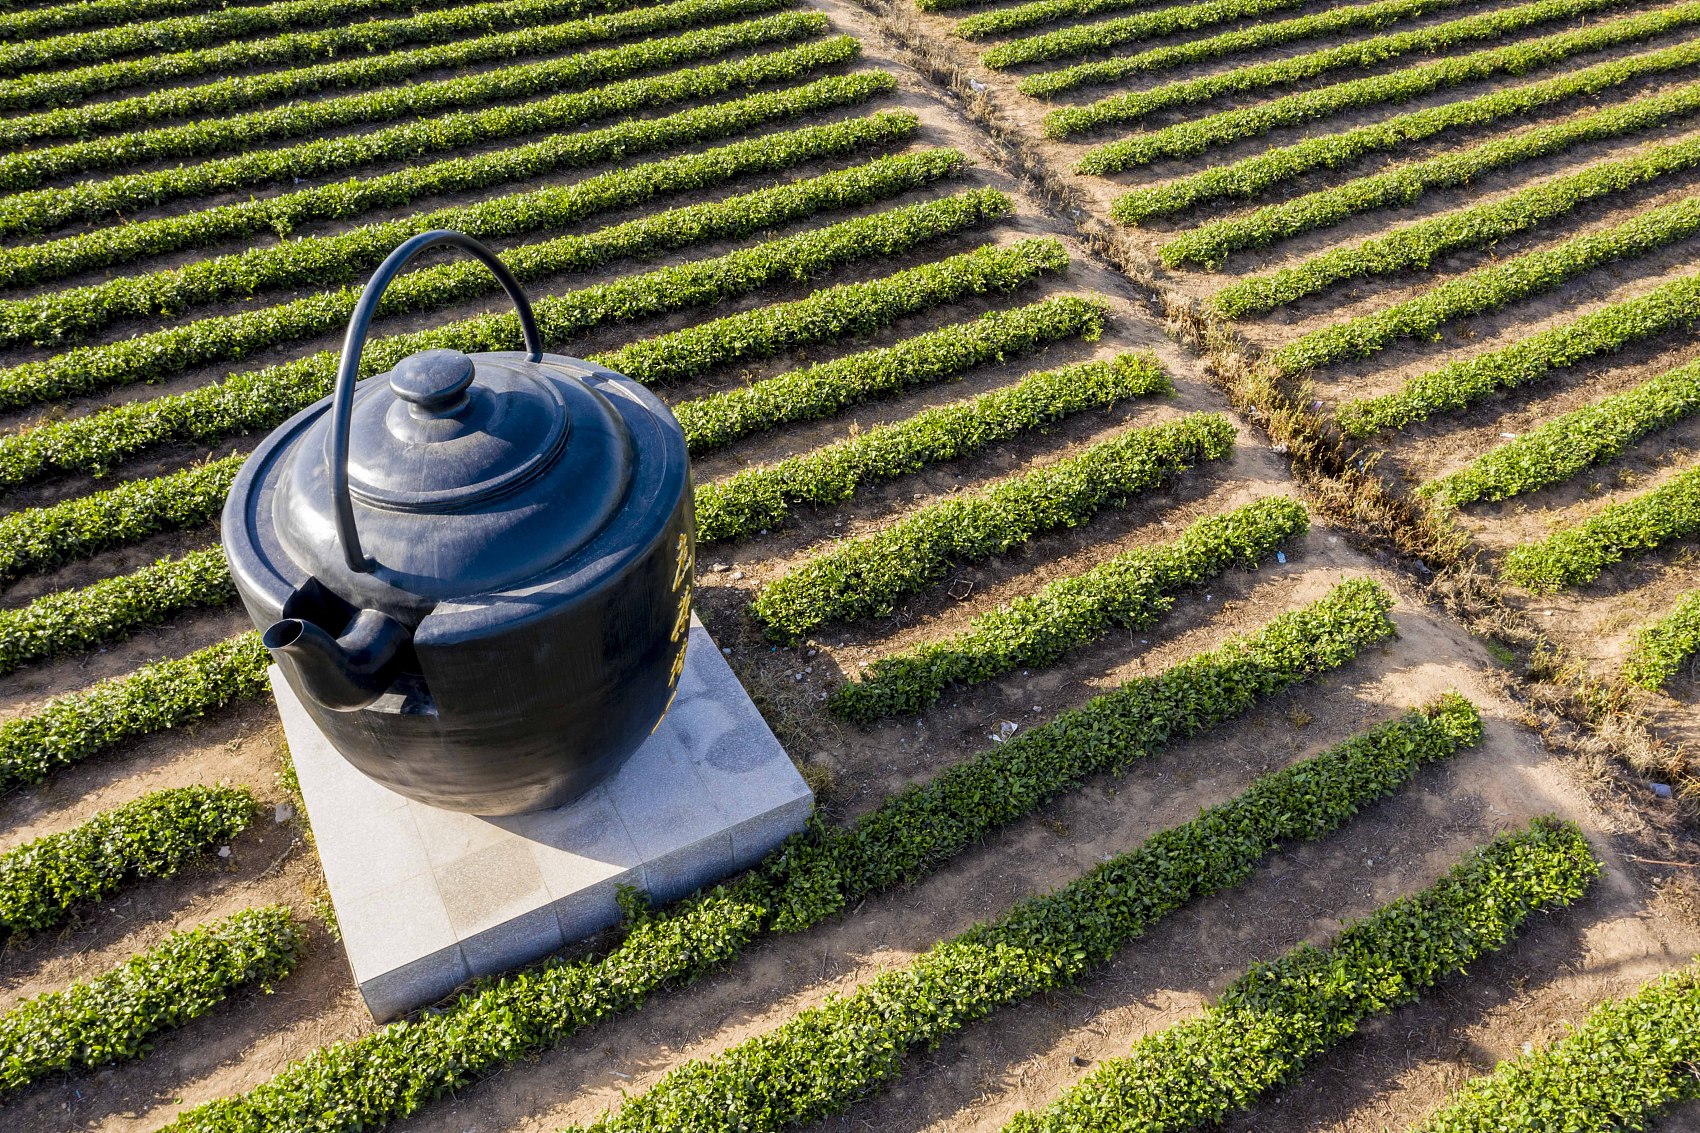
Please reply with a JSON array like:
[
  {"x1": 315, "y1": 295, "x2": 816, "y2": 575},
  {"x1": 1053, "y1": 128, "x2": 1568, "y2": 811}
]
[
  {"x1": 751, "y1": 413, "x2": 1236, "y2": 641},
  {"x1": 981, "y1": 0, "x2": 1309, "y2": 68},
  {"x1": 160, "y1": 578, "x2": 1398, "y2": 1133},
  {"x1": 0, "y1": 134, "x2": 950, "y2": 360},
  {"x1": 0, "y1": 8, "x2": 818, "y2": 192},
  {"x1": 673, "y1": 290, "x2": 1097, "y2": 453},
  {"x1": 0, "y1": 103, "x2": 913, "y2": 297},
  {"x1": 1272, "y1": 195, "x2": 1700, "y2": 375},
  {"x1": 697, "y1": 352, "x2": 1167, "y2": 541},
  {"x1": 0, "y1": 905, "x2": 304, "y2": 1095},
  {"x1": 1108, "y1": 35, "x2": 1700, "y2": 218},
  {"x1": 0, "y1": 36, "x2": 867, "y2": 237},
  {"x1": 0, "y1": 0, "x2": 789, "y2": 147},
  {"x1": 1213, "y1": 136, "x2": 1700, "y2": 318},
  {"x1": 1502, "y1": 464, "x2": 1700, "y2": 592},
  {"x1": 1, "y1": 785, "x2": 255, "y2": 937},
  {"x1": 1081, "y1": 8, "x2": 1700, "y2": 175},
  {"x1": 1025, "y1": 0, "x2": 1512, "y2": 98},
  {"x1": 1333, "y1": 271, "x2": 1700, "y2": 436},
  {"x1": 830, "y1": 494, "x2": 1309, "y2": 720},
  {"x1": 1008, "y1": 817, "x2": 1599, "y2": 1132},
  {"x1": 568, "y1": 698, "x2": 1495, "y2": 1133},
  {"x1": 1424, "y1": 358, "x2": 1700, "y2": 506},
  {"x1": 1622, "y1": 591, "x2": 1700, "y2": 691},
  {"x1": 1160, "y1": 79, "x2": 1700, "y2": 266}
]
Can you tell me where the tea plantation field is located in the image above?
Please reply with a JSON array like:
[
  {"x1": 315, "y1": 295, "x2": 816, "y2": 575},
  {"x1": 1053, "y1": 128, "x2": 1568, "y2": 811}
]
[{"x1": 0, "y1": 0, "x2": 1697, "y2": 1129}]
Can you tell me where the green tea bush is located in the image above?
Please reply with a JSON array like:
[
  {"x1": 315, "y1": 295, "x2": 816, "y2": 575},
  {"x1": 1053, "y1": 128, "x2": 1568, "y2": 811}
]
[
  {"x1": 697, "y1": 352, "x2": 1166, "y2": 541},
  {"x1": 0, "y1": 106, "x2": 912, "y2": 298},
  {"x1": 0, "y1": 548, "x2": 233, "y2": 676},
  {"x1": 1007, "y1": 816, "x2": 1599, "y2": 1132},
  {"x1": 1081, "y1": 8, "x2": 1700, "y2": 174},
  {"x1": 1425, "y1": 359, "x2": 1700, "y2": 505},
  {"x1": 1109, "y1": 33, "x2": 1700, "y2": 218},
  {"x1": 1622, "y1": 590, "x2": 1700, "y2": 690},
  {"x1": 1029, "y1": 0, "x2": 1557, "y2": 100},
  {"x1": 980, "y1": 0, "x2": 1307, "y2": 66},
  {"x1": 1502, "y1": 464, "x2": 1700, "y2": 591},
  {"x1": 1334, "y1": 272, "x2": 1700, "y2": 436},
  {"x1": 162, "y1": 579, "x2": 1394, "y2": 1133},
  {"x1": 0, "y1": 137, "x2": 952, "y2": 354},
  {"x1": 751, "y1": 413, "x2": 1236, "y2": 641},
  {"x1": 0, "y1": 785, "x2": 255, "y2": 936},
  {"x1": 0, "y1": 635, "x2": 269, "y2": 790},
  {"x1": 0, "y1": 0, "x2": 631, "y2": 77},
  {"x1": 0, "y1": 190, "x2": 1013, "y2": 488},
  {"x1": 0, "y1": 905, "x2": 303, "y2": 1093},
  {"x1": 0, "y1": 9, "x2": 818, "y2": 192},
  {"x1": 957, "y1": 0, "x2": 1196, "y2": 39},
  {"x1": 1273, "y1": 196, "x2": 1700, "y2": 374},
  {"x1": 1213, "y1": 137, "x2": 1700, "y2": 317},
  {"x1": 1414, "y1": 962, "x2": 1700, "y2": 1131},
  {"x1": 0, "y1": 38, "x2": 869, "y2": 236},
  {"x1": 594, "y1": 239, "x2": 1068, "y2": 388},
  {"x1": 0, "y1": 0, "x2": 790, "y2": 147},
  {"x1": 0, "y1": 455, "x2": 242, "y2": 582},
  {"x1": 830, "y1": 495, "x2": 1309, "y2": 720},
  {"x1": 673, "y1": 287, "x2": 1094, "y2": 452},
  {"x1": 0, "y1": 72, "x2": 890, "y2": 287},
  {"x1": 1161, "y1": 81, "x2": 1700, "y2": 266},
  {"x1": 567, "y1": 697, "x2": 1488, "y2": 1133}
]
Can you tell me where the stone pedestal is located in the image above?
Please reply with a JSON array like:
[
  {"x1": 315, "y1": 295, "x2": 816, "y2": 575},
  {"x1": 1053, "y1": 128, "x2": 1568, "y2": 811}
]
[{"x1": 276, "y1": 617, "x2": 812, "y2": 1021}]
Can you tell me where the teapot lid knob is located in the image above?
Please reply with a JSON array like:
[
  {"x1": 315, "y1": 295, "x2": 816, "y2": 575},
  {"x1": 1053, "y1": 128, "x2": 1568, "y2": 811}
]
[{"x1": 391, "y1": 349, "x2": 475, "y2": 418}]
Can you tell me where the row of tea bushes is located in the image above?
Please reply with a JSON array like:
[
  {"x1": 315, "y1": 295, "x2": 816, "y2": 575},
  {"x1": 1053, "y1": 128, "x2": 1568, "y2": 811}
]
[
  {"x1": 1334, "y1": 272, "x2": 1700, "y2": 437},
  {"x1": 0, "y1": 786, "x2": 255, "y2": 936},
  {"x1": 160, "y1": 579, "x2": 1397, "y2": 1133},
  {"x1": 674, "y1": 292, "x2": 1098, "y2": 453},
  {"x1": 0, "y1": 59, "x2": 883, "y2": 285},
  {"x1": 0, "y1": 0, "x2": 790, "y2": 145},
  {"x1": 0, "y1": 548, "x2": 233, "y2": 677},
  {"x1": 1623, "y1": 591, "x2": 1700, "y2": 690},
  {"x1": 0, "y1": 634, "x2": 269, "y2": 790},
  {"x1": 1008, "y1": 817, "x2": 1599, "y2": 1132},
  {"x1": 750, "y1": 413, "x2": 1236, "y2": 641},
  {"x1": 1106, "y1": 35, "x2": 1700, "y2": 219},
  {"x1": 1212, "y1": 136, "x2": 1700, "y2": 318},
  {"x1": 0, "y1": 8, "x2": 819, "y2": 191},
  {"x1": 1035, "y1": 0, "x2": 1597, "y2": 114},
  {"x1": 829, "y1": 494, "x2": 1309, "y2": 720},
  {"x1": 696, "y1": 352, "x2": 1167, "y2": 541},
  {"x1": 978, "y1": 0, "x2": 1310, "y2": 66},
  {"x1": 0, "y1": 906, "x2": 304, "y2": 1094},
  {"x1": 1413, "y1": 961, "x2": 1700, "y2": 1130},
  {"x1": 0, "y1": 0, "x2": 628, "y2": 77},
  {"x1": 1160, "y1": 80, "x2": 1700, "y2": 267},
  {"x1": 567, "y1": 698, "x2": 1494, "y2": 1133},
  {"x1": 954, "y1": 0, "x2": 1212, "y2": 39},
  {"x1": 0, "y1": 137, "x2": 954, "y2": 352},
  {"x1": 0, "y1": 37, "x2": 869, "y2": 236},
  {"x1": 1502, "y1": 464, "x2": 1700, "y2": 592},
  {"x1": 0, "y1": 0, "x2": 666, "y2": 111},
  {"x1": 1079, "y1": 10, "x2": 1700, "y2": 175},
  {"x1": 0, "y1": 109, "x2": 920, "y2": 343},
  {"x1": 0, "y1": 191, "x2": 1017, "y2": 488},
  {"x1": 1425, "y1": 358, "x2": 1700, "y2": 506},
  {"x1": 1272, "y1": 195, "x2": 1700, "y2": 375}
]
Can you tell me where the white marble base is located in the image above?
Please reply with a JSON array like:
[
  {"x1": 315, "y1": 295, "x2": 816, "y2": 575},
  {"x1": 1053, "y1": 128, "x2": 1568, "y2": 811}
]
[{"x1": 276, "y1": 616, "x2": 811, "y2": 1021}]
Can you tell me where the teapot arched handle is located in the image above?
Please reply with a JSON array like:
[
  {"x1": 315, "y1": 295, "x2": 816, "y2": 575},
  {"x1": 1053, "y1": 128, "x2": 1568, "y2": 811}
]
[{"x1": 329, "y1": 230, "x2": 543, "y2": 574}]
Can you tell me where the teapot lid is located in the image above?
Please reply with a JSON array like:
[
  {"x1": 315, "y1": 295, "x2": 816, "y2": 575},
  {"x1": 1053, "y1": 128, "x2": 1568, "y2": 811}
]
[
  {"x1": 269, "y1": 349, "x2": 634, "y2": 611},
  {"x1": 345, "y1": 348, "x2": 569, "y2": 511}
]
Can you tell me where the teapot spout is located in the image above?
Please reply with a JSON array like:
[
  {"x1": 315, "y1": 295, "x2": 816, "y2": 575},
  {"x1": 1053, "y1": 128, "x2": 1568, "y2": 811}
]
[{"x1": 264, "y1": 609, "x2": 408, "y2": 712}]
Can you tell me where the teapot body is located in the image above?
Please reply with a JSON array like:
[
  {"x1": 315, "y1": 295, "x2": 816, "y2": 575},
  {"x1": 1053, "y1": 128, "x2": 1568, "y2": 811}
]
[{"x1": 225, "y1": 354, "x2": 695, "y2": 815}]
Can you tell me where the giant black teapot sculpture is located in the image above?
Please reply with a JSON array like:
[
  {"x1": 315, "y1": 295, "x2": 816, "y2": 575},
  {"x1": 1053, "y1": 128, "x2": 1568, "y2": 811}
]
[{"x1": 224, "y1": 231, "x2": 695, "y2": 816}]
